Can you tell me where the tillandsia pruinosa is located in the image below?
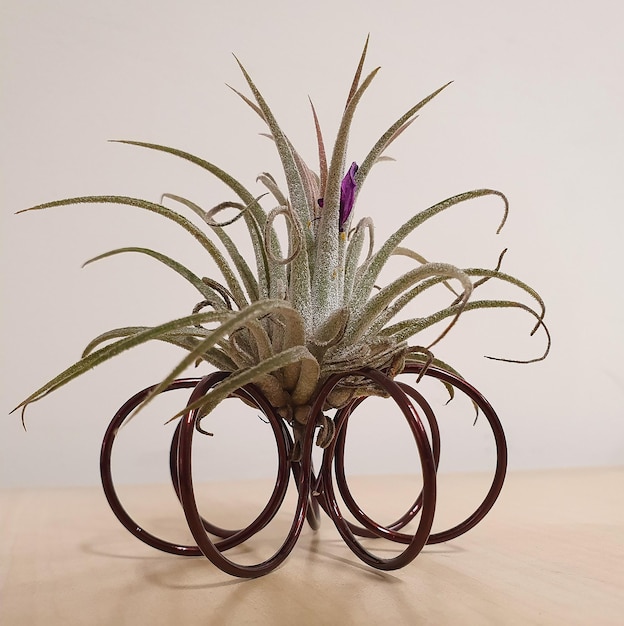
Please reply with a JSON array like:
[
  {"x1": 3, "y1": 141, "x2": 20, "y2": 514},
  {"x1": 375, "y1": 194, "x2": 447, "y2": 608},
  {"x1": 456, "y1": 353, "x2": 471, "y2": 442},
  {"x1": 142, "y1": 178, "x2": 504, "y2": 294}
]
[{"x1": 13, "y1": 37, "x2": 550, "y2": 455}]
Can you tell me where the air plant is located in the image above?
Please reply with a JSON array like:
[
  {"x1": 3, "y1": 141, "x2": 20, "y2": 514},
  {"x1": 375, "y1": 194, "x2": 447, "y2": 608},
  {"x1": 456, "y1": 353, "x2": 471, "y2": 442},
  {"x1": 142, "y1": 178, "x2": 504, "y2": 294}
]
[{"x1": 13, "y1": 39, "x2": 549, "y2": 458}]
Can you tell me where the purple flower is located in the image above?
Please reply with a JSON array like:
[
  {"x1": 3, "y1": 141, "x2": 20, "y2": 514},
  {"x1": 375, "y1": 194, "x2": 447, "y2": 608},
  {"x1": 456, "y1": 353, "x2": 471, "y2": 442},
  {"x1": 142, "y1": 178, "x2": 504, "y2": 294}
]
[
  {"x1": 316, "y1": 162, "x2": 359, "y2": 232},
  {"x1": 339, "y1": 162, "x2": 358, "y2": 231}
]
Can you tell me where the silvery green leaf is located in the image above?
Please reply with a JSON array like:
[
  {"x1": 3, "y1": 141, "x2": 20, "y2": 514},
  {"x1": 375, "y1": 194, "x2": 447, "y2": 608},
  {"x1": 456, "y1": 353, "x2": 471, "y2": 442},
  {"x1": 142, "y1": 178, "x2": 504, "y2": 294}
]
[
  {"x1": 19, "y1": 195, "x2": 249, "y2": 309},
  {"x1": 351, "y1": 190, "x2": 509, "y2": 312},
  {"x1": 111, "y1": 140, "x2": 273, "y2": 299},
  {"x1": 83, "y1": 247, "x2": 223, "y2": 302},
  {"x1": 161, "y1": 193, "x2": 260, "y2": 302},
  {"x1": 313, "y1": 67, "x2": 380, "y2": 326},
  {"x1": 382, "y1": 299, "x2": 550, "y2": 362}
]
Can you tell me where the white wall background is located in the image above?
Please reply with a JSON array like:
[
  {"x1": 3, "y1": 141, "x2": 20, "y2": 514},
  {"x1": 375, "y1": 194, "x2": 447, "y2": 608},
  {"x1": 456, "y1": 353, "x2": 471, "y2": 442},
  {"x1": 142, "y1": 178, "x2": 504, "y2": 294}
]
[{"x1": 1, "y1": 0, "x2": 623, "y2": 488}]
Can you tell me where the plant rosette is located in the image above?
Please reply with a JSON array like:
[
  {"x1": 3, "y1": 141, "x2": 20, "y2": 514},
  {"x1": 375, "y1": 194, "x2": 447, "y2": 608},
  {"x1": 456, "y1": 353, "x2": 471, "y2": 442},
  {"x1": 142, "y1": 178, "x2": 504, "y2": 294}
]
[{"x1": 13, "y1": 38, "x2": 549, "y2": 577}]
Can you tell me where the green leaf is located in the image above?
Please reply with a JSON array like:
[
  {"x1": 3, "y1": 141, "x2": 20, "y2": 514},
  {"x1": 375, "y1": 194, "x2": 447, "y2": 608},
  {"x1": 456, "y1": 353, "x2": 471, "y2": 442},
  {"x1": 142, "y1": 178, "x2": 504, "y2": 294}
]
[
  {"x1": 382, "y1": 299, "x2": 551, "y2": 362},
  {"x1": 112, "y1": 140, "x2": 274, "y2": 299},
  {"x1": 83, "y1": 246, "x2": 225, "y2": 302},
  {"x1": 167, "y1": 345, "x2": 313, "y2": 423},
  {"x1": 346, "y1": 262, "x2": 472, "y2": 344},
  {"x1": 309, "y1": 99, "x2": 328, "y2": 198},
  {"x1": 12, "y1": 309, "x2": 236, "y2": 415},
  {"x1": 233, "y1": 60, "x2": 313, "y2": 324},
  {"x1": 355, "y1": 82, "x2": 452, "y2": 193},
  {"x1": 19, "y1": 195, "x2": 249, "y2": 309},
  {"x1": 233, "y1": 59, "x2": 312, "y2": 244},
  {"x1": 80, "y1": 326, "x2": 236, "y2": 371},
  {"x1": 161, "y1": 193, "x2": 260, "y2": 302},
  {"x1": 368, "y1": 267, "x2": 546, "y2": 339},
  {"x1": 313, "y1": 66, "x2": 381, "y2": 326},
  {"x1": 350, "y1": 189, "x2": 509, "y2": 312},
  {"x1": 343, "y1": 217, "x2": 374, "y2": 304},
  {"x1": 137, "y1": 300, "x2": 302, "y2": 412},
  {"x1": 392, "y1": 246, "x2": 460, "y2": 296},
  {"x1": 345, "y1": 35, "x2": 370, "y2": 108}
]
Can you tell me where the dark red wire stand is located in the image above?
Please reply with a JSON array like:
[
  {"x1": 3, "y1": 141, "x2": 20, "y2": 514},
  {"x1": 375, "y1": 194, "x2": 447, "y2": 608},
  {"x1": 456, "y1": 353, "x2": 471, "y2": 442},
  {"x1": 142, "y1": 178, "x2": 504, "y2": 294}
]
[{"x1": 100, "y1": 364, "x2": 507, "y2": 578}]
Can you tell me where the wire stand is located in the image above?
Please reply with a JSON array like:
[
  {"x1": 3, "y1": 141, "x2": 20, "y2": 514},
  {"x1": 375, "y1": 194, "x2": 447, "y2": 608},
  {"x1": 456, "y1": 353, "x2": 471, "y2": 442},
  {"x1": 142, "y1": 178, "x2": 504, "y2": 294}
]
[{"x1": 100, "y1": 364, "x2": 507, "y2": 578}]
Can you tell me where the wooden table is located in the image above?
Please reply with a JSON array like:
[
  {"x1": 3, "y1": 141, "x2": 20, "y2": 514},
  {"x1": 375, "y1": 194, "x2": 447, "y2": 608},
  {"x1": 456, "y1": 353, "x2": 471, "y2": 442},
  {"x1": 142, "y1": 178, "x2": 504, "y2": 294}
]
[{"x1": 1, "y1": 467, "x2": 622, "y2": 625}]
